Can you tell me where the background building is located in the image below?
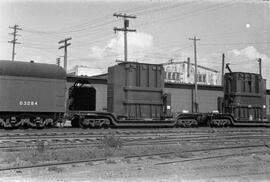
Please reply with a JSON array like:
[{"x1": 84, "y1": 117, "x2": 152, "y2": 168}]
[
  {"x1": 163, "y1": 61, "x2": 218, "y2": 85},
  {"x1": 68, "y1": 65, "x2": 104, "y2": 77}
]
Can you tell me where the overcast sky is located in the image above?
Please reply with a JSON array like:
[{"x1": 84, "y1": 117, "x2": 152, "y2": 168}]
[{"x1": 0, "y1": 0, "x2": 269, "y2": 86}]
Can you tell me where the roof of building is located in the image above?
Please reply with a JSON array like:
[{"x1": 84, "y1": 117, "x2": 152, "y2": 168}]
[{"x1": 163, "y1": 61, "x2": 218, "y2": 73}]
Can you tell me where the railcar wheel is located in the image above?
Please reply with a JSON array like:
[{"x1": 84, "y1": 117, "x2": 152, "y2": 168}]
[
  {"x1": 79, "y1": 119, "x2": 89, "y2": 129},
  {"x1": 102, "y1": 118, "x2": 111, "y2": 129},
  {"x1": 209, "y1": 119, "x2": 232, "y2": 127},
  {"x1": 6, "y1": 117, "x2": 21, "y2": 129},
  {"x1": 223, "y1": 119, "x2": 232, "y2": 127},
  {"x1": 177, "y1": 118, "x2": 197, "y2": 128},
  {"x1": 35, "y1": 118, "x2": 46, "y2": 129}
]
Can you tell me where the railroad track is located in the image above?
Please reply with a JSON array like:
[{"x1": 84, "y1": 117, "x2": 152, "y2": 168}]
[
  {"x1": 0, "y1": 126, "x2": 270, "y2": 137},
  {"x1": 2, "y1": 131, "x2": 270, "y2": 152},
  {"x1": 1, "y1": 127, "x2": 270, "y2": 145},
  {"x1": 2, "y1": 127, "x2": 270, "y2": 156},
  {"x1": 1, "y1": 127, "x2": 270, "y2": 139},
  {"x1": 0, "y1": 142, "x2": 269, "y2": 172},
  {"x1": 1, "y1": 127, "x2": 270, "y2": 176}
]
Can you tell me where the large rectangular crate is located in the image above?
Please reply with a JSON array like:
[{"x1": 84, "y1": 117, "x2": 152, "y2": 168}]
[
  {"x1": 107, "y1": 62, "x2": 165, "y2": 119},
  {"x1": 224, "y1": 72, "x2": 262, "y2": 94},
  {"x1": 223, "y1": 72, "x2": 267, "y2": 121}
]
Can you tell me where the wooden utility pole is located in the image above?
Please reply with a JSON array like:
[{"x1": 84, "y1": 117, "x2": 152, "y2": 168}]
[
  {"x1": 56, "y1": 57, "x2": 61, "y2": 66},
  {"x1": 189, "y1": 36, "x2": 200, "y2": 113},
  {"x1": 113, "y1": 13, "x2": 136, "y2": 62},
  {"x1": 187, "y1": 57, "x2": 190, "y2": 78},
  {"x1": 221, "y1": 53, "x2": 225, "y2": 87},
  {"x1": 8, "y1": 25, "x2": 22, "y2": 61},
  {"x1": 58, "y1": 37, "x2": 72, "y2": 72},
  {"x1": 257, "y1": 58, "x2": 262, "y2": 76}
]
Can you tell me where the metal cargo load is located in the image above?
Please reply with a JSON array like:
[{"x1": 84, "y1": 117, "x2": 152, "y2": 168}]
[
  {"x1": 107, "y1": 62, "x2": 168, "y2": 119},
  {"x1": 223, "y1": 72, "x2": 267, "y2": 122}
]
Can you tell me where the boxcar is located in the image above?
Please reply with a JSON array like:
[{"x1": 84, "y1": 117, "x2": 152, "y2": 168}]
[{"x1": 0, "y1": 60, "x2": 66, "y2": 128}]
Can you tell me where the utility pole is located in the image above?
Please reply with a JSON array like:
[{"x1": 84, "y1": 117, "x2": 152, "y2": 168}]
[
  {"x1": 8, "y1": 24, "x2": 22, "y2": 61},
  {"x1": 187, "y1": 57, "x2": 190, "y2": 78},
  {"x1": 221, "y1": 53, "x2": 225, "y2": 87},
  {"x1": 257, "y1": 58, "x2": 262, "y2": 76},
  {"x1": 113, "y1": 13, "x2": 136, "y2": 62},
  {"x1": 58, "y1": 37, "x2": 72, "y2": 72},
  {"x1": 189, "y1": 36, "x2": 200, "y2": 113},
  {"x1": 56, "y1": 57, "x2": 61, "y2": 66}
]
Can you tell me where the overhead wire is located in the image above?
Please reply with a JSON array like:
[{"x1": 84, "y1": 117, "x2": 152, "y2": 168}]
[{"x1": 8, "y1": 1, "x2": 268, "y2": 67}]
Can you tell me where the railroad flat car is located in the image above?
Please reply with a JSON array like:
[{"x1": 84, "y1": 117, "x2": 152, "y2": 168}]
[
  {"x1": 69, "y1": 62, "x2": 205, "y2": 128},
  {"x1": 0, "y1": 60, "x2": 66, "y2": 128}
]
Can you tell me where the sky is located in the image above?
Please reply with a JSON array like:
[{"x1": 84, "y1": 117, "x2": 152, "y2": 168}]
[{"x1": 0, "y1": 0, "x2": 269, "y2": 86}]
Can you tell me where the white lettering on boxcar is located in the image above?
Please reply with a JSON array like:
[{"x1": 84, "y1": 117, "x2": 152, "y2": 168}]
[{"x1": 19, "y1": 101, "x2": 38, "y2": 106}]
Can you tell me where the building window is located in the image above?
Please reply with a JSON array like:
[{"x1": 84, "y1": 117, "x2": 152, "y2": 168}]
[
  {"x1": 197, "y1": 74, "x2": 206, "y2": 83},
  {"x1": 248, "y1": 80, "x2": 252, "y2": 93},
  {"x1": 176, "y1": 73, "x2": 180, "y2": 80},
  {"x1": 168, "y1": 72, "x2": 172, "y2": 80},
  {"x1": 172, "y1": 72, "x2": 176, "y2": 80}
]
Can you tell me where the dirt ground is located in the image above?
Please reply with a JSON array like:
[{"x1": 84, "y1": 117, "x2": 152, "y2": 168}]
[{"x1": 1, "y1": 145, "x2": 270, "y2": 182}]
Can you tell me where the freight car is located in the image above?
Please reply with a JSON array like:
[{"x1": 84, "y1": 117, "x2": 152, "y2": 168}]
[
  {"x1": 0, "y1": 60, "x2": 66, "y2": 128},
  {"x1": 68, "y1": 62, "x2": 206, "y2": 128}
]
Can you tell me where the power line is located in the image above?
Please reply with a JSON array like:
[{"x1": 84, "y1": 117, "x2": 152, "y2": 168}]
[
  {"x1": 8, "y1": 24, "x2": 22, "y2": 61},
  {"x1": 137, "y1": 3, "x2": 233, "y2": 28},
  {"x1": 201, "y1": 41, "x2": 270, "y2": 46}
]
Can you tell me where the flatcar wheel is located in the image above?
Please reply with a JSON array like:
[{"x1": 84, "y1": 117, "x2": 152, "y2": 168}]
[
  {"x1": 184, "y1": 120, "x2": 195, "y2": 128},
  {"x1": 176, "y1": 118, "x2": 183, "y2": 127},
  {"x1": 177, "y1": 119, "x2": 192, "y2": 128},
  {"x1": 102, "y1": 118, "x2": 110, "y2": 129},
  {"x1": 223, "y1": 119, "x2": 232, "y2": 127},
  {"x1": 210, "y1": 119, "x2": 218, "y2": 127},
  {"x1": 79, "y1": 119, "x2": 88, "y2": 129}
]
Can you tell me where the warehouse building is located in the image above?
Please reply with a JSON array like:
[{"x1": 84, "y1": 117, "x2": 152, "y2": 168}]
[
  {"x1": 163, "y1": 60, "x2": 218, "y2": 85},
  {"x1": 68, "y1": 65, "x2": 104, "y2": 77}
]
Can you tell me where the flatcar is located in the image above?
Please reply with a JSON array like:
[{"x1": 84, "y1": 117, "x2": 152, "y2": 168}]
[
  {"x1": 0, "y1": 60, "x2": 66, "y2": 128},
  {"x1": 68, "y1": 62, "x2": 206, "y2": 128},
  {"x1": 69, "y1": 62, "x2": 270, "y2": 128}
]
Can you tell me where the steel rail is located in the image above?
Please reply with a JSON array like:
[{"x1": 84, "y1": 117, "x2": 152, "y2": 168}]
[
  {"x1": 0, "y1": 143, "x2": 268, "y2": 172},
  {"x1": 155, "y1": 149, "x2": 269, "y2": 165}
]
